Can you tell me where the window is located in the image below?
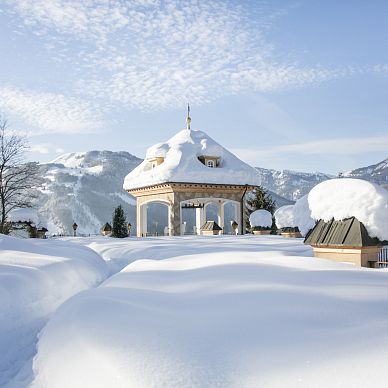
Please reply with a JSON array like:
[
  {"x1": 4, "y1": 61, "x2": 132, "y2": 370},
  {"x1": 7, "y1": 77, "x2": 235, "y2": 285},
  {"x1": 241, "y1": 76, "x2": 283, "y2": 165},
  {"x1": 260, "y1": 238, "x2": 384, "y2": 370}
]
[
  {"x1": 151, "y1": 162, "x2": 157, "y2": 169},
  {"x1": 207, "y1": 160, "x2": 215, "y2": 168}
]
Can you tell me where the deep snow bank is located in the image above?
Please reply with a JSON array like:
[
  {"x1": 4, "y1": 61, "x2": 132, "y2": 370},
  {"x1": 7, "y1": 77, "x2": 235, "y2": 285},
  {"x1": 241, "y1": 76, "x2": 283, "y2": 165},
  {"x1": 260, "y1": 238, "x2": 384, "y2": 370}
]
[
  {"x1": 69, "y1": 234, "x2": 308, "y2": 274},
  {"x1": 31, "y1": 236, "x2": 388, "y2": 388},
  {"x1": 0, "y1": 235, "x2": 108, "y2": 387}
]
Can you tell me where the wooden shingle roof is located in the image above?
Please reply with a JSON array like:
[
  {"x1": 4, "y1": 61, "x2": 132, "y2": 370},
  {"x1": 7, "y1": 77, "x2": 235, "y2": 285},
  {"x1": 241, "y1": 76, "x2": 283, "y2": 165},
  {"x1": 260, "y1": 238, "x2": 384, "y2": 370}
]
[
  {"x1": 201, "y1": 221, "x2": 222, "y2": 231},
  {"x1": 304, "y1": 217, "x2": 382, "y2": 247}
]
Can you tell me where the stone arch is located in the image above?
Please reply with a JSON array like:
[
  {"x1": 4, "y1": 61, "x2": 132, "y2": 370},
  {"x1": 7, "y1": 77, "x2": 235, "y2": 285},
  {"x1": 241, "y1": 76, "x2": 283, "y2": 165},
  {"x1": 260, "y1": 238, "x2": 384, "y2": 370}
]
[
  {"x1": 130, "y1": 183, "x2": 254, "y2": 236},
  {"x1": 138, "y1": 199, "x2": 172, "y2": 237},
  {"x1": 180, "y1": 197, "x2": 241, "y2": 235}
]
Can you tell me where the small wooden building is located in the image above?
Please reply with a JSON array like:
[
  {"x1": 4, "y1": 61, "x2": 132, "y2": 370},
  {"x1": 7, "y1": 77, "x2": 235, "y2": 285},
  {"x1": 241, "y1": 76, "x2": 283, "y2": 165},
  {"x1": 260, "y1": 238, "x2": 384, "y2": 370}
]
[
  {"x1": 101, "y1": 222, "x2": 112, "y2": 236},
  {"x1": 304, "y1": 217, "x2": 383, "y2": 267},
  {"x1": 201, "y1": 221, "x2": 222, "y2": 235}
]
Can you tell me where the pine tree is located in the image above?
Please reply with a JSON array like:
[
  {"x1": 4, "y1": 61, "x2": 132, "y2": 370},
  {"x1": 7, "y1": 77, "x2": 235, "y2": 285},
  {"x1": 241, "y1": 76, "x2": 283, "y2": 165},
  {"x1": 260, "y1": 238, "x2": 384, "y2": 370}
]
[
  {"x1": 111, "y1": 205, "x2": 128, "y2": 238},
  {"x1": 245, "y1": 186, "x2": 276, "y2": 231}
]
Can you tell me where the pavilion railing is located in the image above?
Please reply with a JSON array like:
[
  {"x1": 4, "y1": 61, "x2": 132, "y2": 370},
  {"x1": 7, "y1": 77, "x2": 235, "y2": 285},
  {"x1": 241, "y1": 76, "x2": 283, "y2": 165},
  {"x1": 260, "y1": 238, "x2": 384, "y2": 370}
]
[{"x1": 377, "y1": 246, "x2": 388, "y2": 268}]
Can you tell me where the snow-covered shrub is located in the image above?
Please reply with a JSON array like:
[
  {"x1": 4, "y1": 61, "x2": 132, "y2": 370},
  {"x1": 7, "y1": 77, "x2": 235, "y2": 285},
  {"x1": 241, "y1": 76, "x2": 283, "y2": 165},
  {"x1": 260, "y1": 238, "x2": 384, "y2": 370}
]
[
  {"x1": 274, "y1": 205, "x2": 297, "y2": 229},
  {"x1": 294, "y1": 178, "x2": 388, "y2": 241},
  {"x1": 249, "y1": 209, "x2": 272, "y2": 230}
]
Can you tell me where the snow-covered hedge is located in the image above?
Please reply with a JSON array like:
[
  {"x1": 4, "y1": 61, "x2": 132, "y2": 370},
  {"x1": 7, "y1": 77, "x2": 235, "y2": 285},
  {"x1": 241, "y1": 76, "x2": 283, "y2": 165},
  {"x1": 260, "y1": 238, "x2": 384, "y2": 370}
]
[
  {"x1": 249, "y1": 209, "x2": 272, "y2": 228},
  {"x1": 274, "y1": 205, "x2": 297, "y2": 229},
  {"x1": 293, "y1": 195, "x2": 316, "y2": 236},
  {"x1": 7, "y1": 208, "x2": 40, "y2": 226},
  {"x1": 294, "y1": 178, "x2": 388, "y2": 241}
]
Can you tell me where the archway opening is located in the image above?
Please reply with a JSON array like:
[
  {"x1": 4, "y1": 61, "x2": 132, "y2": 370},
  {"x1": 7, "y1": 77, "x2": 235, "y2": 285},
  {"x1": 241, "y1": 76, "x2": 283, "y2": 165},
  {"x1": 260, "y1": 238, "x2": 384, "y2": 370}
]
[
  {"x1": 223, "y1": 202, "x2": 239, "y2": 234},
  {"x1": 146, "y1": 202, "x2": 169, "y2": 236},
  {"x1": 205, "y1": 202, "x2": 218, "y2": 222}
]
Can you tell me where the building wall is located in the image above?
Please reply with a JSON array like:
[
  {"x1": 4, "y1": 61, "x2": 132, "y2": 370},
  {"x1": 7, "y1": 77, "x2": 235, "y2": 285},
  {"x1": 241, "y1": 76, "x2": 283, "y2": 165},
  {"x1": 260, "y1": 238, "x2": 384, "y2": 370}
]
[{"x1": 130, "y1": 183, "x2": 252, "y2": 236}]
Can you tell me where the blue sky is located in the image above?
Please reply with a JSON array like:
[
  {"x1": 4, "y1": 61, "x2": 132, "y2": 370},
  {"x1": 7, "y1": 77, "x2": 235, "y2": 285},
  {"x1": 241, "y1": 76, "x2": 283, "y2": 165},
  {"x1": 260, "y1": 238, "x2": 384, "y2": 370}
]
[{"x1": 0, "y1": 0, "x2": 388, "y2": 174}]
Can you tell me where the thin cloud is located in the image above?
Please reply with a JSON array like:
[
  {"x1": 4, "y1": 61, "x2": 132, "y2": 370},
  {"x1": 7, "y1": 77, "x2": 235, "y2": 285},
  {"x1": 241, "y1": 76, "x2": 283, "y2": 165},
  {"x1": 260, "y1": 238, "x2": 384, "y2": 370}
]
[
  {"x1": 29, "y1": 143, "x2": 65, "y2": 154},
  {"x1": 6, "y1": 0, "x2": 352, "y2": 110},
  {"x1": 232, "y1": 134, "x2": 388, "y2": 162},
  {"x1": 0, "y1": 86, "x2": 104, "y2": 134}
]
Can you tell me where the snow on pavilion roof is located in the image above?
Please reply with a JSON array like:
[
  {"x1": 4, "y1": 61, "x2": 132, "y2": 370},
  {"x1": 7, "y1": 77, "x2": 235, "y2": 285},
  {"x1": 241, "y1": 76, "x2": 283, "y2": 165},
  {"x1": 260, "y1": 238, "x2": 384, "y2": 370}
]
[{"x1": 123, "y1": 129, "x2": 261, "y2": 190}]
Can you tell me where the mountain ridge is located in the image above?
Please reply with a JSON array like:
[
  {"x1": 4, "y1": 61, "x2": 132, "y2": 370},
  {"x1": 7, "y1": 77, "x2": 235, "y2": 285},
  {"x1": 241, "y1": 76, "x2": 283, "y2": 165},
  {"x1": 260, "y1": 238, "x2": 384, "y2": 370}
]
[{"x1": 32, "y1": 151, "x2": 387, "y2": 234}]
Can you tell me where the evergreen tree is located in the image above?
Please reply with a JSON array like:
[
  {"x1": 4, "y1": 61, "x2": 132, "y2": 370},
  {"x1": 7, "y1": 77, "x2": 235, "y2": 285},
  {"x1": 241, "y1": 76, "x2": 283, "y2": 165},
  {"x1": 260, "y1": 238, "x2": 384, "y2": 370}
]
[
  {"x1": 245, "y1": 186, "x2": 276, "y2": 232},
  {"x1": 111, "y1": 205, "x2": 128, "y2": 238}
]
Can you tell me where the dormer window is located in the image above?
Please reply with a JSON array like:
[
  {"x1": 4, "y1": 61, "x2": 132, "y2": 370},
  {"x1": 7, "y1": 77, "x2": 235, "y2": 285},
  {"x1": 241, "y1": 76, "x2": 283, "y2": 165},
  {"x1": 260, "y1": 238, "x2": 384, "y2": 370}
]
[
  {"x1": 148, "y1": 157, "x2": 165, "y2": 169},
  {"x1": 198, "y1": 155, "x2": 220, "y2": 168}
]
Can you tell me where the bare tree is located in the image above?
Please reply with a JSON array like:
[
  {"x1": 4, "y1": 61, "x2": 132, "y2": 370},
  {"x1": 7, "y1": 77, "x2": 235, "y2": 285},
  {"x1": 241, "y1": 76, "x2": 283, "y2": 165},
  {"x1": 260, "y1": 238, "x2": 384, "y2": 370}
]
[{"x1": 0, "y1": 117, "x2": 39, "y2": 234}]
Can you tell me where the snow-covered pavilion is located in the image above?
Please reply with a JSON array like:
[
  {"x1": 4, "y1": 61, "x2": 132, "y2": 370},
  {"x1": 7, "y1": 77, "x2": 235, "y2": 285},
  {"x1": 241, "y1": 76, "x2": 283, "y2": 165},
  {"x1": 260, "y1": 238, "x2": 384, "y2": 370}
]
[{"x1": 123, "y1": 109, "x2": 260, "y2": 236}]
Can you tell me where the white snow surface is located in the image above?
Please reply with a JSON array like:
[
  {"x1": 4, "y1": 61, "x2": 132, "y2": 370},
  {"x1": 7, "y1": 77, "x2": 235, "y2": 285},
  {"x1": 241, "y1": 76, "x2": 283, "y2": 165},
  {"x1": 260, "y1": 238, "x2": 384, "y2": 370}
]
[
  {"x1": 307, "y1": 178, "x2": 388, "y2": 241},
  {"x1": 0, "y1": 235, "x2": 108, "y2": 387},
  {"x1": 123, "y1": 129, "x2": 261, "y2": 189},
  {"x1": 50, "y1": 152, "x2": 88, "y2": 168},
  {"x1": 293, "y1": 194, "x2": 316, "y2": 236},
  {"x1": 7, "y1": 208, "x2": 40, "y2": 226},
  {"x1": 274, "y1": 205, "x2": 297, "y2": 228},
  {"x1": 4, "y1": 234, "x2": 388, "y2": 387},
  {"x1": 249, "y1": 209, "x2": 272, "y2": 228},
  {"x1": 29, "y1": 235, "x2": 388, "y2": 388}
]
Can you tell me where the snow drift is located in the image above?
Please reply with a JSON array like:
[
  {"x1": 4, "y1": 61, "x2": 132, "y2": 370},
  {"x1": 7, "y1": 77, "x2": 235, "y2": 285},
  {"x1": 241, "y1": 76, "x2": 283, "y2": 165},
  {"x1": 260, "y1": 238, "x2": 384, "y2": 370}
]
[
  {"x1": 123, "y1": 129, "x2": 261, "y2": 189},
  {"x1": 31, "y1": 235, "x2": 388, "y2": 388},
  {"x1": 0, "y1": 235, "x2": 108, "y2": 387}
]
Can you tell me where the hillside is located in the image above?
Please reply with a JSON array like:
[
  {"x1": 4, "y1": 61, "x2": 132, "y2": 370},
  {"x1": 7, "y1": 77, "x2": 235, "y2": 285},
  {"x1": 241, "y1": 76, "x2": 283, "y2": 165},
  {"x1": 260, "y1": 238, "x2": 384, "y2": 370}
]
[
  {"x1": 35, "y1": 151, "x2": 142, "y2": 235},
  {"x1": 343, "y1": 158, "x2": 388, "y2": 190},
  {"x1": 33, "y1": 151, "x2": 388, "y2": 235},
  {"x1": 255, "y1": 167, "x2": 334, "y2": 201}
]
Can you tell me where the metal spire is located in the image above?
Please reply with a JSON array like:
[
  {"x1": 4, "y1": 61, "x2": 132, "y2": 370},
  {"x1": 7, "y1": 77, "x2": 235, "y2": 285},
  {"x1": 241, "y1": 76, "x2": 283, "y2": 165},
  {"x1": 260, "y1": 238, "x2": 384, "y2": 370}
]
[{"x1": 186, "y1": 102, "x2": 191, "y2": 130}]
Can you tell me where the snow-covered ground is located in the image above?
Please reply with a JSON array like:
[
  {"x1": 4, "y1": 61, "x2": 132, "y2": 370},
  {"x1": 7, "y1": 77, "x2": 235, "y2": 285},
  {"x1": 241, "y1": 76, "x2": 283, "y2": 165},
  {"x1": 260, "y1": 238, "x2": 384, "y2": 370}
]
[
  {"x1": 2, "y1": 235, "x2": 388, "y2": 387},
  {"x1": 0, "y1": 235, "x2": 109, "y2": 387}
]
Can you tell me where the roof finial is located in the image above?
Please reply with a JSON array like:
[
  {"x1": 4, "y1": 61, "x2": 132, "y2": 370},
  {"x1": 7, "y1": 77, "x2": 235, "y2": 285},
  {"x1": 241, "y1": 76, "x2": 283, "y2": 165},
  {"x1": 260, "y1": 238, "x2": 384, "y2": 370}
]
[{"x1": 186, "y1": 102, "x2": 191, "y2": 130}]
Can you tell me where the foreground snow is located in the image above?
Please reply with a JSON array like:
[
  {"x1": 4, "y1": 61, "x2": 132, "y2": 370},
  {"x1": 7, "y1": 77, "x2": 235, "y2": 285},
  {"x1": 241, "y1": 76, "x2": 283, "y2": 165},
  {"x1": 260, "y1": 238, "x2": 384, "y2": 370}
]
[
  {"x1": 29, "y1": 235, "x2": 388, "y2": 388},
  {"x1": 0, "y1": 235, "x2": 108, "y2": 387}
]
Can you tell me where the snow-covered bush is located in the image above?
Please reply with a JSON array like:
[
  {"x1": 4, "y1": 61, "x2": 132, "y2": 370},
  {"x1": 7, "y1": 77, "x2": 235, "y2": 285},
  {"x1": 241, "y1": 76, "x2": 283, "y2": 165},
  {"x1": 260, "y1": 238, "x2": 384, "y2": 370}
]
[
  {"x1": 274, "y1": 205, "x2": 297, "y2": 230},
  {"x1": 293, "y1": 194, "x2": 316, "y2": 237},
  {"x1": 294, "y1": 178, "x2": 388, "y2": 241},
  {"x1": 7, "y1": 208, "x2": 39, "y2": 226},
  {"x1": 249, "y1": 209, "x2": 272, "y2": 230}
]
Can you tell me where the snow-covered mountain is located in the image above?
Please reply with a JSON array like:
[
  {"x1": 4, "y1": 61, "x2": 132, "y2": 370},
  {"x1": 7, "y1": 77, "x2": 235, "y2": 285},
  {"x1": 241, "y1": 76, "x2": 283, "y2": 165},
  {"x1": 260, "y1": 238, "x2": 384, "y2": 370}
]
[
  {"x1": 256, "y1": 167, "x2": 334, "y2": 201},
  {"x1": 34, "y1": 150, "x2": 388, "y2": 235},
  {"x1": 35, "y1": 151, "x2": 142, "y2": 235},
  {"x1": 342, "y1": 158, "x2": 388, "y2": 190},
  {"x1": 34, "y1": 150, "x2": 294, "y2": 235}
]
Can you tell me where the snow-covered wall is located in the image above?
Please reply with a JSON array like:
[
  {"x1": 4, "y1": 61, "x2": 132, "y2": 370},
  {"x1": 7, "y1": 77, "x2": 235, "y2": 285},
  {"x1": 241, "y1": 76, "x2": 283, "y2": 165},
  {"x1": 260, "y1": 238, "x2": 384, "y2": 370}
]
[{"x1": 124, "y1": 129, "x2": 261, "y2": 189}]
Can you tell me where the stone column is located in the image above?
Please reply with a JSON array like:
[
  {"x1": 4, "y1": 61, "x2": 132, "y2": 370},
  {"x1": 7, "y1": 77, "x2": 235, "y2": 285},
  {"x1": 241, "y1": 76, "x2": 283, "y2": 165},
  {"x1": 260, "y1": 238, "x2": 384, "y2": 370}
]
[
  {"x1": 196, "y1": 206, "x2": 204, "y2": 235},
  {"x1": 137, "y1": 203, "x2": 148, "y2": 237},
  {"x1": 235, "y1": 202, "x2": 241, "y2": 235},
  {"x1": 217, "y1": 201, "x2": 225, "y2": 233},
  {"x1": 168, "y1": 196, "x2": 182, "y2": 236},
  {"x1": 168, "y1": 203, "x2": 173, "y2": 236}
]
